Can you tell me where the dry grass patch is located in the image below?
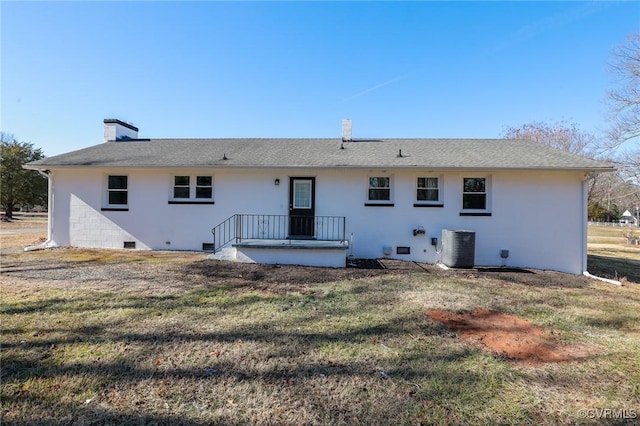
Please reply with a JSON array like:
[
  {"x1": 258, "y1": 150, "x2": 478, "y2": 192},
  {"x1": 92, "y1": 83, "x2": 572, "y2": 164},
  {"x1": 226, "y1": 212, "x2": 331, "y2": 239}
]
[
  {"x1": 1, "y1": 222, "x2": 639, "y2": 424},
  {"x1": 3, "y1": 246, "x2": 640, "y2": 425}
]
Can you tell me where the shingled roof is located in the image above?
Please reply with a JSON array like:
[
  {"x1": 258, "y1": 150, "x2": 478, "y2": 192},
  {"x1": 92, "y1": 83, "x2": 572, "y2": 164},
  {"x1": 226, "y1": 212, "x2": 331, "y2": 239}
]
[{"x1": 25, "y1": 138, "x2": 613, "y2": 172}]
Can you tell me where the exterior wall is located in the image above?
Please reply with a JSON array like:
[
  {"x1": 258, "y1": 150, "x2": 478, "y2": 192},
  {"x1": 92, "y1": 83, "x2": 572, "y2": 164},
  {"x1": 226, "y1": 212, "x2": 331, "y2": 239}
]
[
  {"x1": 236, "y1": 247, "x2": 347, "y2": 268},
  {"x1": 314, "y1": 168, "x2": 586, "y2": 274},
  {"x1": 48, "y1": 166, "x2": 588, "y2": 274}
]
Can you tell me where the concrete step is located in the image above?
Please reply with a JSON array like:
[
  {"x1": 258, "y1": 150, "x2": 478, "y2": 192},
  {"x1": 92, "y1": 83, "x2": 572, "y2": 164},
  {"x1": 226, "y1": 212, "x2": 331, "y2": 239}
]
[{"x1": 207, "y1": 247, "x2": 255, "y2": 263}]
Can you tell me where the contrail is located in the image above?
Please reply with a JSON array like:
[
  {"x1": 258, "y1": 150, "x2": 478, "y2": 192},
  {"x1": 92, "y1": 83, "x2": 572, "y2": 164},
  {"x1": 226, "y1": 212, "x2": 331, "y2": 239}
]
[
  {"x1": 483, "y1": 2, "x2": 613, "y2": 57},
  {"x1": 342, "y1": 72, "x2": 412, "y2": 102}
]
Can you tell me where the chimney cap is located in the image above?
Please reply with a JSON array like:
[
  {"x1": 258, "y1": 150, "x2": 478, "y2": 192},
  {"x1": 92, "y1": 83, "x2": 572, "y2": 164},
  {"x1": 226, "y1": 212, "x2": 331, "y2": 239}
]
[{"x1": 104, "y1": 119, "x2": 139, "y2": 132}]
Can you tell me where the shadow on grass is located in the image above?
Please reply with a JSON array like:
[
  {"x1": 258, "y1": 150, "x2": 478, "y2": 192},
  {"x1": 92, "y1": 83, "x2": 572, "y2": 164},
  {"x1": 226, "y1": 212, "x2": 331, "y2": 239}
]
[
  {"x1": 1, "y1": 351, "x2": 497, "y2": 425},
  {"x1": 1, "y1": 406, "x2": 213, "y2": 426},
  {"x1": 2, "y1": 299, "x2": 423, "y2": 352},
  {"x1": 2, "y1": 344, "x2": 481, "y2": 384},
  {"x1": 588, "y1": 254, "x2": 640, "y2": 283},
  {"x1": 0, "y1": 293, "x2": 182, "y2": 315},
  {"x1": 1, "y1": 282, "x2": 509, "y2": 425},
  {"x1": 580, "y1": 312, "x2": 640, "y2": 331},
  {"x1": 6, "y1": 264, "x2": 638, "y2": 424}
]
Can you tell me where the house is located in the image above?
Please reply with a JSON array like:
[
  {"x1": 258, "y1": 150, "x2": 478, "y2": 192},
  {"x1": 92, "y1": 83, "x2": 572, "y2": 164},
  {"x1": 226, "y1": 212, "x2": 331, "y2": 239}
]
[
  {"x1": 620, "y1": 210, "x2": 638, "y2": 226},
  {"x1": 25, "y1": 119, "x2": 613, "y2": 273}
]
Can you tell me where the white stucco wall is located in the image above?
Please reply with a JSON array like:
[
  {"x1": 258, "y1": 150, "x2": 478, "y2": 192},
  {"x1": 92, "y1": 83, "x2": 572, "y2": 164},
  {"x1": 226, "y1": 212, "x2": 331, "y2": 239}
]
[{"x1": 48, "y1": 166, "x2": 588, "y2": 274}]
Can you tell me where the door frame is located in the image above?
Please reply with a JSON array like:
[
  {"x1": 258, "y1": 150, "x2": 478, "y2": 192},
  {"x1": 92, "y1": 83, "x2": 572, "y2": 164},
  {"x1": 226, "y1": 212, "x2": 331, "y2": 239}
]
[{"x1": 288, "y1": 177, "x2": 316, "y2": 238}]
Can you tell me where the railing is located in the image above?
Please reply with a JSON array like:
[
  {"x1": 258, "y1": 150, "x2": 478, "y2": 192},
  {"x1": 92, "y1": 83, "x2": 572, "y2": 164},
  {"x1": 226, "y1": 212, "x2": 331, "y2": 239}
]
[
  {"x1": 211, "y1": 214, "x2": 346, "y2": 253},
  {"x1": 211, "y1": 215, "x2": 239, "y2": 254}
]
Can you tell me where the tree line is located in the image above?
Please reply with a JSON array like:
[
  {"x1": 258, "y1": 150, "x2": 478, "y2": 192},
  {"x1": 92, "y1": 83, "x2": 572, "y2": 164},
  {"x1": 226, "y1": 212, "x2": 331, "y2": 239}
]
[
  {"x1": 1, "y1": 32, "x2": 639, "y2": 222},
  {"x1": 1, "y1": 133, "x2": 47, "y2": 220}
]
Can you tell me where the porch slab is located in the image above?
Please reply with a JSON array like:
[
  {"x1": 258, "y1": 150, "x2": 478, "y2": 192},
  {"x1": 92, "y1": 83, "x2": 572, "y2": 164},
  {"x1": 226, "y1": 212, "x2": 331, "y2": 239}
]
[{"x1": 232, "y1": 239, "x2": 349, "y2": 268}]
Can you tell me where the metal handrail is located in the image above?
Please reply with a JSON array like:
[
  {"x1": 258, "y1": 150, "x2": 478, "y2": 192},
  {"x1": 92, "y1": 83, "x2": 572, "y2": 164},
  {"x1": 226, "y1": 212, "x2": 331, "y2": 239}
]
[
  {"x1": 210, "y1": 215, "x2": 238, "y2": 254},
  {"x1": 211, "y1": 214, "x2": 346, "y2": 253}
]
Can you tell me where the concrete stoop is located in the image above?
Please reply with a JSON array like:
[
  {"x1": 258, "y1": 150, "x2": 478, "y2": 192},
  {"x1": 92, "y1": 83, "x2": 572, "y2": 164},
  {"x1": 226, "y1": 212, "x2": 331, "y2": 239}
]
[{"x1": 207, "y1": 247, "x2": 255, "y2": 263}]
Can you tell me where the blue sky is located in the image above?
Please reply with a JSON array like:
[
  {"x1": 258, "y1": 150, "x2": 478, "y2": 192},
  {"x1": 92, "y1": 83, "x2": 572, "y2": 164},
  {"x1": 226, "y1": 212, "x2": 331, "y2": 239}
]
[{"x1": 2, "y1": 1, "x2": 638, "y2": 156}]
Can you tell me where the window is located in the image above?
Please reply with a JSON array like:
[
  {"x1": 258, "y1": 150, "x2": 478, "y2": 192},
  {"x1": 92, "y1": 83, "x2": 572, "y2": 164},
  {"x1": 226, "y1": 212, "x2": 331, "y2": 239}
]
[
  {"x1": 293, "y1": 180, "x2": 312, "y2": 209},
  {"x1": 170, "y1": 175, "x2": 214, "y2": 204},
  {"x1": 368, "y1": 177, "x2": 390, "y2": 201},
  {"x1": 107, "y1": 175, "x2": 128, "y2": 206},
  {"x1": 462, "y1": 177, "x2": 487, "y2": 210},
  {"x1": 173, "y1": 176, "x2": 190, "y2": 198},
  {"x1": 195, "y1": 176, "x2": 212, "y2": 199},
  {"x1": 417, "y1": 177, "x2": 440, "y2": 202}
]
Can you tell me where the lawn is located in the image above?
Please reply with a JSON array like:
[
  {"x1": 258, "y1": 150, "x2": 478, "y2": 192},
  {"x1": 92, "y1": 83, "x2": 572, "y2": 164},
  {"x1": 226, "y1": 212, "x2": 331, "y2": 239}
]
[
  {"x1": 1, "y1": 220, "x2": 639, "y2": 425},
  {"x1": 587, "y1": 225, "x2": 640, "y2": 283}
]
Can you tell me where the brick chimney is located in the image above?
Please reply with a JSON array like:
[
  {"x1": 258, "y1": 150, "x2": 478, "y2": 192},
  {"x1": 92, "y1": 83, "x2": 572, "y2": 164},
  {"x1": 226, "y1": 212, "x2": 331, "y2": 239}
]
[{"x1": 104, "y1": 119, "x2": 139, "y2": 142}]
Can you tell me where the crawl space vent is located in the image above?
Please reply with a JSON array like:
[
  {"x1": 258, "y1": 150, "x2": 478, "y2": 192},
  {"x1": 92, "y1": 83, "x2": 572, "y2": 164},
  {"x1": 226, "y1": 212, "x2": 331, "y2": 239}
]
[
  {"x1": 396, "y1": 246, "x2": 411, "y2": 255},
  {"x1": 202, "y1": 243, "x2": 215, "y2": 251},
  {"x1": 123, "y1": 241, "x2": 136, "y2": 249}
]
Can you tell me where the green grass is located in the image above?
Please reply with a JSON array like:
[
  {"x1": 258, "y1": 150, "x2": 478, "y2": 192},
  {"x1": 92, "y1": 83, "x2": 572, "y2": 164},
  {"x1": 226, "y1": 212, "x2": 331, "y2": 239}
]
[
  {"x1": 2, "y1": 259, "x2": 640, "y2": 425},
  {"x1": 587, "y1": 225, "x2": 640, "y2": 283},
  {"x1": 1, "y1": 224, "x2": 639, "y2": 424}
]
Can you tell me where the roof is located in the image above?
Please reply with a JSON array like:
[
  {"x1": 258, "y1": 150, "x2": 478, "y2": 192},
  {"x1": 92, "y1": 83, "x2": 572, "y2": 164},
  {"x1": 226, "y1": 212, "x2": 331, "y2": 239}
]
[{"x1": 25, "y1": 138, "x2": 614, "y2": 172}]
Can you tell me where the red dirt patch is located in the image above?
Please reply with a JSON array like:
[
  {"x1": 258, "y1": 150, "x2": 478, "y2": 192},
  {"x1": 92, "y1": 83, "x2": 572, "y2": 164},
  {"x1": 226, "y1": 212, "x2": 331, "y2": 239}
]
[{"x1": 426, "y1": 309, "x2": 596, "y2": 366}]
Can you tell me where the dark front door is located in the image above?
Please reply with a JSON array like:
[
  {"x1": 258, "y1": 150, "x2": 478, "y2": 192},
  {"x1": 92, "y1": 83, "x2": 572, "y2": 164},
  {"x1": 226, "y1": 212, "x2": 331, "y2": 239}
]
[{"x1": 289, "y1": 177, "x2": 315, "y2": 238}]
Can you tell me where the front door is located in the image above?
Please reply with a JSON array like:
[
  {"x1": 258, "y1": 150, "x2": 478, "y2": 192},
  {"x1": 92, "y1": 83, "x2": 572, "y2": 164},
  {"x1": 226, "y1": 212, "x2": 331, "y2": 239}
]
[{"x1": 289, "y1": 177, "x2": 315, "y2": 238}]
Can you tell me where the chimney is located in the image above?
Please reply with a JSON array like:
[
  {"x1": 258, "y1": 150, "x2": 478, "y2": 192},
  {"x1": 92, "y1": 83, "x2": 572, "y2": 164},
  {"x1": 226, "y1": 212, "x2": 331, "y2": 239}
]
[
  {"x1": 104, "y1": 119, "x2": 139, "y2": 142},
  {"x1": 341, "y1": 118, "x2": 352, "y2": 142}
]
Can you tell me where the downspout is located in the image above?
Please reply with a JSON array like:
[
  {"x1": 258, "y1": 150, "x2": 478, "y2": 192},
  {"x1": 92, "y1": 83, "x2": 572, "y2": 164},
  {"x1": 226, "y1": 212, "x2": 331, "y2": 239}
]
[
  {"x1": 581, "y1": 173, "x2": 621, "y2": 286},
  {"x1": 581, "y1": 175, "x2": 588, "y2": 274},
  {"x1": 24, "y1": 169, "x2": 58, "y2": 251}
]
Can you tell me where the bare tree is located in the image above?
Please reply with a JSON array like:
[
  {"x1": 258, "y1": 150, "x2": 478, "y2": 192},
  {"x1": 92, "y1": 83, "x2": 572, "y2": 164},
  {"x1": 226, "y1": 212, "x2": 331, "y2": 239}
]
[
  {"x1": 607, "y1": 31, "x2": 640, "y2": 145},
  {"x1": 502, "y1": 119, "x2": 597, "y2": 157},
  {"x1": 606, "y1": 31, "x2": 640, "y2": 196},
  {"x1": 589, "y1": 170, "x2": 640, "y2": 212},
  {"x1": 502, "y1": 121, "x2": 613, "y2": 214}
]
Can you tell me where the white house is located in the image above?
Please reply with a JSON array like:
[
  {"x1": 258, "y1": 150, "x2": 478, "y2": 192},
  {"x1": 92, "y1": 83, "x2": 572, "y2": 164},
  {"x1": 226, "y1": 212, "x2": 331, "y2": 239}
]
[
  {"x1": 620, "y1": 210, "x2": 639, "y2": 226},
  {"x1": 25, "y1": 119, "x2": 613, "y2": 273}
]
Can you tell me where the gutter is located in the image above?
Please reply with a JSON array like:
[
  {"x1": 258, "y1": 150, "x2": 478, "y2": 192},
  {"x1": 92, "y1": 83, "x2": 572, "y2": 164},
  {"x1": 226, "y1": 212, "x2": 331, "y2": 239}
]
[
  {"x1": 23, "y1": 164, "x2": 616, "y2": 173},
  {"x1": 581, "y1": 176, "x2": 589, "y2": 274},
  {"x1": 580, "y1": 174, "x2": 621, "y2": 286},
  {"x1": 24, "y1": 169, "x2": 58, "y2": 252}
]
